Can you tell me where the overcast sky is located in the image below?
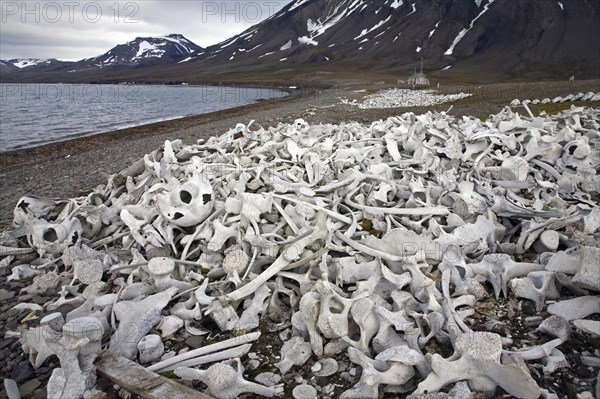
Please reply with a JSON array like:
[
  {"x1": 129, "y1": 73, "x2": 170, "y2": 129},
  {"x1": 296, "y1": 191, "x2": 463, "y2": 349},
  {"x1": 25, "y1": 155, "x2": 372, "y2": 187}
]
[{"x1": 0, "y1": 1, "x2": 293, "y2": 60}]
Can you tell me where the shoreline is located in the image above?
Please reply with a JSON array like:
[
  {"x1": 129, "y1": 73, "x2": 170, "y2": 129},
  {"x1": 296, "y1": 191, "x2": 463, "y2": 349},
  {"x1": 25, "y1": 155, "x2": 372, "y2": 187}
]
[
  {"x1": 0, "y1": 85, "x2": 303, "y2": 166},
  {"x1": 1, "y1": 79, "x2": 598, "y2": 228}
]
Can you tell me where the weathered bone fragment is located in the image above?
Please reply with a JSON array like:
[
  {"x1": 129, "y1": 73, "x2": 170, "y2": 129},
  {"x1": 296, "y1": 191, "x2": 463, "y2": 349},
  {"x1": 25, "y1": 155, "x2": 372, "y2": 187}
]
[
  {"x1": 415, "y1": 331, "x2": 540, "y2": 398},
  {"x1": 175, "y1": 358, "x2": 284, "y2": 399}
]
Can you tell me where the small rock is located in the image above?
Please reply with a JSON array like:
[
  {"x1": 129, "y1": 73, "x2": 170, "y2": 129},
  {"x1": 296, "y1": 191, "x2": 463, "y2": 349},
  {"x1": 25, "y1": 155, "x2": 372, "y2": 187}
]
[
  {"x1": 30, "y1": 389, "x2": 47, "y2": 399},
  {"x1": 0, "y1": 289, "x2": 15, "y2": 301},
  {"x1": 4, "y1": 378, "x2": 20, "y2": 399},
  {"x1": 323, "y1": 384, "x2": 335, "y2": 395},
  {"x1": 31, "y1": 296, "x2": 49, "y2": 306},
  {"x1": 581, "y1": 356, "x2": 600, "y2": 367},
  {"x1": 524, "y1": 316, "x2": 543, "y2": 327},
  {"x1": 184, "y1": 336, "x2": 204, "y2": 349},
  {"x1": 11, "y1": 361, "x2": 34, "y2": 384},
  {"x1": 247, "y1": 360, "x2": 260, "y2": 370},
  {"x1": 18, "y1": 379, "x2": 41, "y2": 397}
]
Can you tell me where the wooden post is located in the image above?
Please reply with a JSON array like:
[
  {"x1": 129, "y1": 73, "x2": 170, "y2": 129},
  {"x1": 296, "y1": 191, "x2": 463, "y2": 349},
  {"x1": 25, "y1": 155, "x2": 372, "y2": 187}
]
[{"x1": 95, "y1": 351, "x2": 213, "y2": 399}]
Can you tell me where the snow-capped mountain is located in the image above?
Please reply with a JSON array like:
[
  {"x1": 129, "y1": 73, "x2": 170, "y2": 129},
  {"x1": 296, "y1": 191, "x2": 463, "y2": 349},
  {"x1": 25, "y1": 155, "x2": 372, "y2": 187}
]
[
  {"x1": 181, "y1": 0, "x2": 599, "y2": 77},
  {"x1": 81, "y1": 34, "x2": 203, "y2": 67},
  {"x1": 1, "y1": 34, "x2": 203, "y2": 77},
  {"x1": 2, "y1": 1, "x2": 598, "y2": 82},
  {"x1": 2, "y1": 58, "x2": 65, "y2": 72}
]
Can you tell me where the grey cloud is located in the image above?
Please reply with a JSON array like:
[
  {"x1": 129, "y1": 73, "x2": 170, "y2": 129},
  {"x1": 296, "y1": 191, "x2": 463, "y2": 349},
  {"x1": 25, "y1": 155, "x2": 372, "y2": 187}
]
[{"x1": 0, "y1": 0, "x2": 292, "y2": 59}]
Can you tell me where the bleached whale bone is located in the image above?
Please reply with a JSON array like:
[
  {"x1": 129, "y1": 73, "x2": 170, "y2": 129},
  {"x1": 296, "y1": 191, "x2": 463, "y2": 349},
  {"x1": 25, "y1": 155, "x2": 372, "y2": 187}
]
[
  {"x1": 148, "y1": 332, "x2": 260, "y2": 372},
  {"x1": 175, "y1": 358, "x2": 284, "y2": 399},
  {"x1": 414, "y1": 331, "x2": 541, "y2": 398},
  {"x1": 341, "y1": 346, "x2": 421, "y2": 399},
  {"x1": 155, "y1": 170, "x2": 214, "y2": 227},
  {"x1": 547, "y1": 296, "x2": 600, "y2": 321},
  {"x1": 109, "y1": 287, "x2": 178, "y2": 359},
  {"x1": 469, "y1": 254, "x2": 545, "y2": 299},
  {"x1": 274, "y1": 336, "x2": 312, "y2": 374},
  {"x1": 224, "y1": 211, "x2": 329, "y2": 303},
  {"x1": 510, "y1": 271, "x2": 561, "y2": 312},
  {"x1": 45, "y1": 316, "x2": 105, "y2": 399}
]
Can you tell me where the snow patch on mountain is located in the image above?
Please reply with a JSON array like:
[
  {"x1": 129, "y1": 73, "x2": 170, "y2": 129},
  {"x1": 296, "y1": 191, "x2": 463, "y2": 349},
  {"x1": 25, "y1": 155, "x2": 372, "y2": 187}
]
[
  {"x1": 11, "y1": 59, "x2": 49, "y2": 68},
  {"x1": 288, "y1": 0, "x2": 314, "y2": 11},
  {"x1": 299, "y1": 36, "x2": 318, "y2": 46},
  {"x1": 355, "y1": 16, "x2": 391, "y2": 40},
  {"x1": 389, "y1": 0, "x2": 403, "y2": 9},
  {"x1": 445, "y1": 0, "x2": 496, "y2": 55},
  {"x1": 428, "y1": 21, "x2": 441, "y2": 38},
  {"x1": 280, "y1": 40, "x2": 292, "y2": 50}
]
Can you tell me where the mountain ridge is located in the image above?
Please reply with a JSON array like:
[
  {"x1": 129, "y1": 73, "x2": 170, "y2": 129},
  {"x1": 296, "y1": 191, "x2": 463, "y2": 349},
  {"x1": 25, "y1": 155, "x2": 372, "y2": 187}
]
[
  {"x1": 1, "y1": 34, "x2": 203, "y2": 75},
  {"x1": 2, "y1": 0, "x2": 598, "y2": 83}
]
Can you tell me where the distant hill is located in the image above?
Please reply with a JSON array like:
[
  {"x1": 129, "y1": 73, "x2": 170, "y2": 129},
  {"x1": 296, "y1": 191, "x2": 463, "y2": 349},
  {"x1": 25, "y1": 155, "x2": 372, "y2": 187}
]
[
  {"x1": 2, "y1": 0, "x2": 598, "y2": 83},
  {"x1": 1, "y1": 34, "x2": 203, "y2": 77}
]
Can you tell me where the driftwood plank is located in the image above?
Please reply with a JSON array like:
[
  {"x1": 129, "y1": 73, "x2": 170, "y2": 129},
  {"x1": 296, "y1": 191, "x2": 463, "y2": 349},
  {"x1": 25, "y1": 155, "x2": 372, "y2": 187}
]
[{"x1": 96, "y1": 351, "x2": 213, "y2": 399}]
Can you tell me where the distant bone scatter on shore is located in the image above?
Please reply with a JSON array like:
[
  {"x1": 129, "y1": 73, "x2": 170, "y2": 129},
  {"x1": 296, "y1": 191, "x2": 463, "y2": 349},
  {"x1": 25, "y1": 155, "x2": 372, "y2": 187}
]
[
  {"x1": 341, "y1": 88, "x2": 473, "y2": 108},
  {"x1": 1, "y1": 103, "x2": 600, "y2": 399}
]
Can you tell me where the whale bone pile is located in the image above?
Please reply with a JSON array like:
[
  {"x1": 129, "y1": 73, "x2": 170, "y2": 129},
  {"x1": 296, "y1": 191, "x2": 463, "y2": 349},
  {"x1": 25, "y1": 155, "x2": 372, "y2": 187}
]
[
  {"x1": 2, "y1": 104, "x2": 600, "y2": 399},
  {"x1": 341, "y1": 88, "x2": 473, "y2": 109},
  {"x1": 511, "y1": 91, "x2": 600, "y2": 106}
]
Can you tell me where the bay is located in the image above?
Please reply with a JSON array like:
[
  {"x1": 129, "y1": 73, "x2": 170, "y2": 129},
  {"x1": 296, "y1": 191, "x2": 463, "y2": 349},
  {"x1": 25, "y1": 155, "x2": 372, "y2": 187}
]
[{"x1": 0, "y1": 83, "x2": 287, "y2": 152}]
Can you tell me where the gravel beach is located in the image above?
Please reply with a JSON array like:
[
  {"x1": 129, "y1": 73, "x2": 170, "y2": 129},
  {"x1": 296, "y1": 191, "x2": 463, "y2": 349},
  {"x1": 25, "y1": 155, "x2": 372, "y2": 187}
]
[
  {"x1": 0, "y1": 78, "x2": 599, "y2": 399},
  {"x1": 1, "y1": 79, "x2": 598, "y2": 229}
]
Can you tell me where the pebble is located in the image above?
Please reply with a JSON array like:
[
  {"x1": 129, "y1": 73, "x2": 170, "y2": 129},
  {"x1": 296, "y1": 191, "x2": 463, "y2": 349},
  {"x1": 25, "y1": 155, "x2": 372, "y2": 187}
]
[
  {"x1": 30, "y1": 389, "x2": 47, "y2": 399},
  {"x1": 177, "y1": 347, "x2": 189, "y2": 355},
  {"x1": 184, "y1": 336, "x2": 204, "y2": 349},
  {"x1": 31, "y1": 296, "x2": 49, "y2": 306},
  {"x1": 323, "y1": 384, "x2": 335, "y2": 395},
  {"x1": 577, "y1": 392, "x2": 594, "y2": 399},
  {"x1": 248, "y1": 360, "x2": 260, "y2": 370},
  {"x1": 0, "y1": 289, "x2": 15, "y2": 301},
  {"x1": 581, "y1": 356, "x2": 600, "y2": 367},
  {"x1": 3, "y1": 378, "x2": 20, "y2": 399},
  {"x1": 524, "y1": 316, "x2": 543, "y2": 327},
  {"x1": 11, "y1": 361, "x2": 34, "y2": 384},
  {"x1": 18, "y1": 379, "x2": 41, "y2": 397}
]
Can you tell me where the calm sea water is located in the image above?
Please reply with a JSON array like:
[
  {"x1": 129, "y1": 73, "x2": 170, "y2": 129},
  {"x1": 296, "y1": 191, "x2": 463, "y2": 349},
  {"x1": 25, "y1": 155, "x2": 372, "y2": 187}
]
[{"x1": 0, "y1": 84, "x2": 287, "y2": 152}]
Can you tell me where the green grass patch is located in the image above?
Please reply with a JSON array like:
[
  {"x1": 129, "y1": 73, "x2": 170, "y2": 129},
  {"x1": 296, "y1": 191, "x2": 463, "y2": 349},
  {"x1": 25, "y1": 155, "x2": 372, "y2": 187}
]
[{"x1": 530, "y1": 101, "x2": 600, "y2": 116}]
